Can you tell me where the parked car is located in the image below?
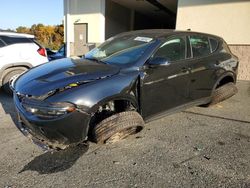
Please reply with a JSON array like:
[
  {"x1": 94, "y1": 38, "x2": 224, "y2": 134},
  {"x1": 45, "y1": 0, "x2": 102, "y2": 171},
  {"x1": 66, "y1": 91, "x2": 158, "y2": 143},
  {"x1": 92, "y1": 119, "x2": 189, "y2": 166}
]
[
  {"x1": 48, "y1": 44, "x2": 66, "y2": 61},
  {"x1": 0, "y1": 32, "x2": 48, "y2": 94},
  {"x1": 12, "y1": 30, "x2": 238, "y2": 150},
  {"x1": 46, "y1": 48, "x2": 56, "y2": 56}
]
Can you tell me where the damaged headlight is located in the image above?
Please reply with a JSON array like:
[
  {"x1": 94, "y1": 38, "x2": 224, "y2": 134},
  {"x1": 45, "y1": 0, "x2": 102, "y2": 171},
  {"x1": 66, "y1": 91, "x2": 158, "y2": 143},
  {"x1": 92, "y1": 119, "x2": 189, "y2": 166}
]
[{"x1": 22, "y1": 100, "x2": 76, "y2": 119}]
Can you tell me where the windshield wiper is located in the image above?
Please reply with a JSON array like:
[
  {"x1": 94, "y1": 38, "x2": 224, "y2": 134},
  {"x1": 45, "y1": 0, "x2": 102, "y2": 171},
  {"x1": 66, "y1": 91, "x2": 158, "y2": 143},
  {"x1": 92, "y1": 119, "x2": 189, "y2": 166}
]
[{"x1": 85, "y1": 57, "x2": 107, "y2": 64}]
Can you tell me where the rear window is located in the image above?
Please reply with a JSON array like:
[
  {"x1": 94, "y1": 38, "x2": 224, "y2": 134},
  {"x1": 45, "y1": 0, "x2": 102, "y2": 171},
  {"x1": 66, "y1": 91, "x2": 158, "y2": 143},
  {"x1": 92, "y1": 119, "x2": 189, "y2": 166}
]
[
  {"x1": 209, "y1": 38, "x2": 218, "y2": 52},
  {"x1": 190, "y1": 35, "x2": 210, "y2": 58},
  {"x1": 0, "y1": 36, "x2": 33, "y2": 45},
  {"x1": 33, "y1": 39, "x2": 43, "y2": 48}
]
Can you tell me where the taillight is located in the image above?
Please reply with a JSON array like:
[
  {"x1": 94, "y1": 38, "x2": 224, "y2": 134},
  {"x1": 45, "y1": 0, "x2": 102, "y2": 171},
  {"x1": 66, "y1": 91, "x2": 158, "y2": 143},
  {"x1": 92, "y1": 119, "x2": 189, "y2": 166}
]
[{"x1": 37, "y1": 48, "x2": 46, "y2": 57}]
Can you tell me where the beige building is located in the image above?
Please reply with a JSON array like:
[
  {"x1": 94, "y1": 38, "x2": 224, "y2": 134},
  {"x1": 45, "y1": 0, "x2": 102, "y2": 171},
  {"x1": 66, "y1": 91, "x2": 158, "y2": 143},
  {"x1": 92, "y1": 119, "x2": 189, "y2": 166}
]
[
  {"x1": 64, "y1": 0, "x2": 250, "y2": 80},
  {"x1": 176, "y1": 0, "x2": 250, "y2": 80}
]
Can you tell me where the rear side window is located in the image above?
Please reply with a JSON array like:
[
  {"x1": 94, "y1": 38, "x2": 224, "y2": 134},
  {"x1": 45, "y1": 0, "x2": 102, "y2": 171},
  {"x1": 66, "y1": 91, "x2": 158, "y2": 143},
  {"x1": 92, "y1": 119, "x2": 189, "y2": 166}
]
[
  {"x1": 33, "y1": 39, "x2": 43, "y2": 48},
  {"x1": 0, "y1": 36, "x2": 33, "y2": 45},
  {"x1": 222, "y1": 40, "x2": 232, "y2": 53},
  {"x1": 190, "y1": 36, "x2": 210, "y2": 58},
  {"x1": 154, "y1": 37, "x2": 186, "y2": 61},
  {"x1": 209, "y1": 38, "x2": 218, "y2": 52}
]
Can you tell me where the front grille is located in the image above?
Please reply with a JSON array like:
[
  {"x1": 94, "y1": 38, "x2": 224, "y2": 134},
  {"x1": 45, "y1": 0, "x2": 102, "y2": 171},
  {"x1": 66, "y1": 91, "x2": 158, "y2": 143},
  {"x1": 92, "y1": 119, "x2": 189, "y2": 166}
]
[{"x1": 16, "y1": 92, "x2": 43, "y2": 103}]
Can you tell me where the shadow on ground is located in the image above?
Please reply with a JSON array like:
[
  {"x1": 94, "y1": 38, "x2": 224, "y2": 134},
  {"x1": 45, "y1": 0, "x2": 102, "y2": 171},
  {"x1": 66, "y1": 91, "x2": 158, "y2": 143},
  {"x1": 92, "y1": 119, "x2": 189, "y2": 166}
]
[
  {"x1": 0, "y1": 90, "x2": 90, "y2": 174},
  {"x1": 19, "y1": 143, "x2": 89, "y2": 174},
  {"x1": 0, "y1": 89, "x2": 18, "y2": 124}
]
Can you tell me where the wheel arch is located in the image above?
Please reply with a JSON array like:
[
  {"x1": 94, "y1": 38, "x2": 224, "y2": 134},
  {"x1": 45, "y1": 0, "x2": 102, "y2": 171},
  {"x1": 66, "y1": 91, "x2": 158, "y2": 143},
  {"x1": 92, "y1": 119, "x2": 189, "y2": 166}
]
[
  {"x1": 212, "y1": 71, "x2": 236, "y2": 91},
  {"x1": 0, "y1": 63, "x2": 32, "y2": 86},
  {"x1": 87, "y1": 77, "x2": 141, "y2": 138},
  {"x1": 90, "y1": 94, "x2": 140, "y2": 115},
  {"x1": 89, "y1": 75, "x2": 141, "y2": 114}
]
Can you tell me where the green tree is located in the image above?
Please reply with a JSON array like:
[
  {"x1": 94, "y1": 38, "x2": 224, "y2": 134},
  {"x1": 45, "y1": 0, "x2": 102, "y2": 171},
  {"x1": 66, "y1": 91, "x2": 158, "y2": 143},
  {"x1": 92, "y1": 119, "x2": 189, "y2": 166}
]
[
  {"x1": 16, "y1": 26, "x2": 31, "y2": 34},
  {"x1": 16, "y1": 24, "x2": 64, "y2": 50}
]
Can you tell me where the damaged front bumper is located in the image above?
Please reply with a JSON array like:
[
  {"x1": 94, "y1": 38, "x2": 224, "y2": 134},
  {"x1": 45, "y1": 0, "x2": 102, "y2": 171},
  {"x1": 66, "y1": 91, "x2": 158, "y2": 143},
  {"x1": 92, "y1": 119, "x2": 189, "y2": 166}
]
[{"x1": 14, "y1": 93, "x2": 91, "y2": 150}]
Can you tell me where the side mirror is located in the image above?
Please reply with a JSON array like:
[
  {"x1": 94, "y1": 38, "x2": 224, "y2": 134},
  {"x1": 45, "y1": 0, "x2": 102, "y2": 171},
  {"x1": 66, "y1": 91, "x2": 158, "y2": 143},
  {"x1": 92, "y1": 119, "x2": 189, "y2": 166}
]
[{"x1": 148, "y1": 57, "x2": 170, "y2": 68}]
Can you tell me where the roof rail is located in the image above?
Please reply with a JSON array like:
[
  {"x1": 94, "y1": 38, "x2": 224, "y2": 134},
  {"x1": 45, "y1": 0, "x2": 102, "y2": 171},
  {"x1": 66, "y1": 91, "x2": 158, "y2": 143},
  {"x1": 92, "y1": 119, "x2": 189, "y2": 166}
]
[{"x1": 0, "y1": 31, "x2": 34, "y2": 38}]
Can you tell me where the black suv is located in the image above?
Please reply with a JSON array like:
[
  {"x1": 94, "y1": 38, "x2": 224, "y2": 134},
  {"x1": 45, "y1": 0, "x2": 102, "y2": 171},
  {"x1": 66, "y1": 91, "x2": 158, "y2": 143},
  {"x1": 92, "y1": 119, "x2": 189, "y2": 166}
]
[{"x1": 12, "y1": 30, "x2": 238, "y2": 150}]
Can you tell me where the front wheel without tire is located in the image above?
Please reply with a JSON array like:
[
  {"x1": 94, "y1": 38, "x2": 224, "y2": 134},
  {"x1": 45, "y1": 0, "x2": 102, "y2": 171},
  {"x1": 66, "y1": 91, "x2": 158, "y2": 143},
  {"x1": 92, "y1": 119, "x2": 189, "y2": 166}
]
[{"x1": 92, "y1": 111, "x2": 144, "y2": 144}]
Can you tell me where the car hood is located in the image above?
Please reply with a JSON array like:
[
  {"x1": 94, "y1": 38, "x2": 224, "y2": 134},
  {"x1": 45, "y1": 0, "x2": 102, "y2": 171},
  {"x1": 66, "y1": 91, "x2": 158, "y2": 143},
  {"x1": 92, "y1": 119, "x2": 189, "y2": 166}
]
[{"x1": 14, "y1": 58, "x2": 120, "y2": 97}]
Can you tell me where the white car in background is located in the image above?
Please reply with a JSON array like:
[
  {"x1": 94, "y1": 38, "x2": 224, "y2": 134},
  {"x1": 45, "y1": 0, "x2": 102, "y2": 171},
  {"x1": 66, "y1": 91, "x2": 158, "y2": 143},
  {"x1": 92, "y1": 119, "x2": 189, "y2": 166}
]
[{"x1": 0, "y1": 32, "x2": 48, "y2": 94}]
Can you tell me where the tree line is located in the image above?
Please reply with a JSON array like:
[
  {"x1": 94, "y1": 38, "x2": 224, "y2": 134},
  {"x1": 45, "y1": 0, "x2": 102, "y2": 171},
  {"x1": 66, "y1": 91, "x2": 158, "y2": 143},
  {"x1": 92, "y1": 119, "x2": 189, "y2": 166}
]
[{"x1": 16, "y1": 24, "x2": 64, "y2": 50}]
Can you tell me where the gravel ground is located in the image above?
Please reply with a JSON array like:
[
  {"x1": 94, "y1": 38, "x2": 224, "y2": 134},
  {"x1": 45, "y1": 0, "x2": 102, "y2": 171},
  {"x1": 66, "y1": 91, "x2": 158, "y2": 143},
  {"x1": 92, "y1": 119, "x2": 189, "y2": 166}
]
[{"x1": 0, "y1": 81, "x2": 249, "y2": 188}]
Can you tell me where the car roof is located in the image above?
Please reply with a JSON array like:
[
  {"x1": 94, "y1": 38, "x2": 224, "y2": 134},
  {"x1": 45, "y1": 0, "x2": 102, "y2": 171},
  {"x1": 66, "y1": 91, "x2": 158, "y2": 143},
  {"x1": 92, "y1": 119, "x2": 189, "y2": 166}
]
[
  {"x1": 116, "y1": 29, "x2": 222, "y2": 40},
  {"x1": 0, "y1": 32, "x2": 34, "y2": 38}
]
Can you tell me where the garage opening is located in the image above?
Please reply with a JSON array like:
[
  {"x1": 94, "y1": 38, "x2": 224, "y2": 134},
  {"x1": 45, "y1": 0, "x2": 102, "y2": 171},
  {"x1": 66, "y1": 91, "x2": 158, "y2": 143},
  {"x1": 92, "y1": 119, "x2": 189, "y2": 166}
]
[{"x1": 105, "y1": 0, "x2": 178, "y2": 39}]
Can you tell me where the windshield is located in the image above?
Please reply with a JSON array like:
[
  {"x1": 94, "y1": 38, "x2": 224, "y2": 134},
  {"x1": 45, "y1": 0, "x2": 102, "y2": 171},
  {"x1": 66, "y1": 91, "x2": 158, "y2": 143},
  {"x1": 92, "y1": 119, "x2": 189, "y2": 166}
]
[
  {"x1": 58, "y1": 44, "x2": 65, "y2": 55},
  {"x1": 85, "y1": 35, "x2": 155, "y2": 66}
]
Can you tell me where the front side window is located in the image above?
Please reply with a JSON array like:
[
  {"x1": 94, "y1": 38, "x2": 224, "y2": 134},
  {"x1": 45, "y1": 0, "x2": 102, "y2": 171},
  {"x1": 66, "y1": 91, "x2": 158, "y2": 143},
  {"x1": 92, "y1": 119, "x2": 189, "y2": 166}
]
[
  {"x1": 190, "y1": 36, "x2": 210, "y2": 58},
  {"x1": 85, "y1": 36, "x2": 156, "y2": 66},
  {"x1": 153, "y1": 37, "x2": 186, "y2": 61}
]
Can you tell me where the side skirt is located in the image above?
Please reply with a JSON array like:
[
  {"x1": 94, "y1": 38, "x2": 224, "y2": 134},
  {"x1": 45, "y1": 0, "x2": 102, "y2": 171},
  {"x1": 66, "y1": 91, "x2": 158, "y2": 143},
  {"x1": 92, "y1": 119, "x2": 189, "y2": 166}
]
[{"x1": 144, "y1": 97, "x2": 211, "y2": 123}]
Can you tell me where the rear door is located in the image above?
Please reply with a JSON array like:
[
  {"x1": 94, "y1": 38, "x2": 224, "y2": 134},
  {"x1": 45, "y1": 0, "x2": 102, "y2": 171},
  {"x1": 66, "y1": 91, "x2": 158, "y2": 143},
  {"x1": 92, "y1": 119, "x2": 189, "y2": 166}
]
[
  {"x1": 187, "y1": 35, "x2": 218, "y2": 100},
  {"x1": 0, "y1": 36, "x2": 22, "y2": 65}
]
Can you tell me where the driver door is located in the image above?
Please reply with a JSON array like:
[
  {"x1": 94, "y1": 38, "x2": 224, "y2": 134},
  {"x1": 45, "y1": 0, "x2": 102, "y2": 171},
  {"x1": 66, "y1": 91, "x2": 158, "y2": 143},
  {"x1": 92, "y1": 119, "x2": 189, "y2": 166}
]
[{"x1": 141, "y1": 36, "x2": 192, "y2": 119}]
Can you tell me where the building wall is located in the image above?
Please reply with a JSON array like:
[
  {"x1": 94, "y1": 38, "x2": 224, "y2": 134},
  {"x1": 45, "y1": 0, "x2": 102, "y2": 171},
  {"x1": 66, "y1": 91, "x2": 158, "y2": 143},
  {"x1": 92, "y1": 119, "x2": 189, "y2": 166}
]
[
  {"x1": 64, "y1": 0, "x2": 105, "y2": 56},
  {"x1": 229, "y1": 45, "x2": 250, "y2": 81},
  {"x1": 176, "y1": 0, "x2": 250, "y2": 80},
  {"x1": 105, "y1": 0, "x2": 133, "y2": 39},
  {"x1": 176, "y1": 0, "x2": 250, "y2": 44}
]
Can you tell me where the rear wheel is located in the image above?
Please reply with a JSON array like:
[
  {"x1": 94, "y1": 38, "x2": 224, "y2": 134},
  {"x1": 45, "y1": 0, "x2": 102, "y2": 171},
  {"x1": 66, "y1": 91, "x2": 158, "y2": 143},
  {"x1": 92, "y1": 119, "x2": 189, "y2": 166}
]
[
  {"x1": 91, "y1": 111, "x2": 144, "y2": 144},
  {"x1": 209, "y1": 82, "x2": 238, "y2": 106},
  {"x1": 2, "y1": 68, "x2": 27, "y2": 95}
]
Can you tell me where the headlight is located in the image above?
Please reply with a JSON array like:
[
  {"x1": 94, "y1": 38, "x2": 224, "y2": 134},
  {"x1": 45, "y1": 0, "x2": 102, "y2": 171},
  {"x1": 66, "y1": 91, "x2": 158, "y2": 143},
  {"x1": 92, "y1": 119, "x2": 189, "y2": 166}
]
[
  {"x1": 10, "y1": 75, "x2": 19, "y2": 91},
  {"x1": 22, "y1": 100, "x2": 76, "y2": 119}
]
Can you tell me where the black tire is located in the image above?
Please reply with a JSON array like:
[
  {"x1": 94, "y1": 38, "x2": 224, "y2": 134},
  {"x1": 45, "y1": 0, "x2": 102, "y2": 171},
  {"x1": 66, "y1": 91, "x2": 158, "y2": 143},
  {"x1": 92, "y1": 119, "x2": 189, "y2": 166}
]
[
  {"x1": 92, "y1": 111, "x2": 144, "y2": 144},
  {"x1": 2, "y1": 68, "x2": 27, "y2": 95},
  {"x1": 209, "y1": 82, "x2": 238, "y2": 106}
]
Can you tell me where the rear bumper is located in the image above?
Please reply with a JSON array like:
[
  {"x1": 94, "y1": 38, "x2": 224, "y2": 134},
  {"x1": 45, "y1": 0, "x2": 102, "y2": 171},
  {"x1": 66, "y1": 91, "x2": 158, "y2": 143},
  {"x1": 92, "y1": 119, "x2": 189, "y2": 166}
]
[{"x1": 14, "y1": 94, "x2": 91, "y2": 150}]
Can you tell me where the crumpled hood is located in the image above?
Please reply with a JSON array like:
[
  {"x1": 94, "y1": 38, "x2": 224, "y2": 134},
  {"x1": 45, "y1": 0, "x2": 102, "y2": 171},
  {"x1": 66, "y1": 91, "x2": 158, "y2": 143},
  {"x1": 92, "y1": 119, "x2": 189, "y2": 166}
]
[{"x1": 14, "y1": 58, "x2": 120, "y2": 97}]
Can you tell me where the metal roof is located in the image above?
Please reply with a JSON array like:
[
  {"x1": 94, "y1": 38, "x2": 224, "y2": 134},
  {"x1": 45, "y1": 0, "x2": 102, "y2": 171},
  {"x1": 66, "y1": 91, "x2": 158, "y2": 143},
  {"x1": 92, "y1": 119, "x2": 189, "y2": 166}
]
[{"x1": 116, "y1": 29, "x2": 222, "y2": 40}]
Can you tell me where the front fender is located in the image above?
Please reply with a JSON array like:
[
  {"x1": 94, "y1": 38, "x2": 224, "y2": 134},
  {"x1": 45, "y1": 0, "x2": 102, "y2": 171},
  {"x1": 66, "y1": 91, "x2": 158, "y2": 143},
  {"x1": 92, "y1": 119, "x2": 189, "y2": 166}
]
[{"x1": 46, "y1": 72, "x2": 140, "y2": 113}]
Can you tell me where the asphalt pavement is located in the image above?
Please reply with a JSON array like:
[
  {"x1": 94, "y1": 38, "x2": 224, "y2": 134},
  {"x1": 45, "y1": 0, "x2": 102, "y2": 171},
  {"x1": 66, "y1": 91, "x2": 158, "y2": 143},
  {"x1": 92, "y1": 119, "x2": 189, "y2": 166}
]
[{"x1": 0, "y1": 81, "x2": 249, "y2": 188}]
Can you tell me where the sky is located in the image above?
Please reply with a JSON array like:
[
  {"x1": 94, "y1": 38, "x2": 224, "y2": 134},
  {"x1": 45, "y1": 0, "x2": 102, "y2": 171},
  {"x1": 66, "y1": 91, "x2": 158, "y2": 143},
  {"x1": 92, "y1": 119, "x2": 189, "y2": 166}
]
[{"x1": 0, "y1": 0, "x2": 63, "y2": 30}]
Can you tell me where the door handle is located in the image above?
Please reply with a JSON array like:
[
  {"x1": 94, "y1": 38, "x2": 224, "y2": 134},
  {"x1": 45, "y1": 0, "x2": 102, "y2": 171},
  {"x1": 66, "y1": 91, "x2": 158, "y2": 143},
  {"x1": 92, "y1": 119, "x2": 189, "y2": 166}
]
[{"x1": 181, "y1": 67, "x2": 191, "y2": 73}]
